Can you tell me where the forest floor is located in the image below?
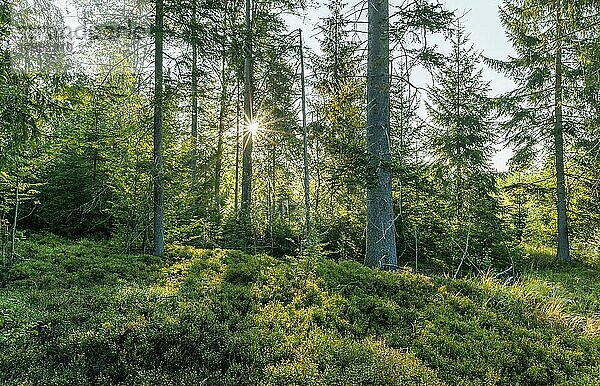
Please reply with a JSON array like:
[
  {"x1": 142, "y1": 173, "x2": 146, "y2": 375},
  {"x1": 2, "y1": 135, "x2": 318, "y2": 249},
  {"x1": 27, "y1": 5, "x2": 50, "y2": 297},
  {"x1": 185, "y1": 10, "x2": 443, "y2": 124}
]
[{"x1": 1, "y1": 234, "x2": 600, "y2": 385}]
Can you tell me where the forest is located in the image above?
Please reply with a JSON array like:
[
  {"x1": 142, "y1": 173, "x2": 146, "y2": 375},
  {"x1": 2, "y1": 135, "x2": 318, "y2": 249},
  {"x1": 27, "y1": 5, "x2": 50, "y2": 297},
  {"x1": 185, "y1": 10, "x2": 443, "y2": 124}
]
[{"x1": 3, "y1": 0, "x2": 600, "y2": 384}]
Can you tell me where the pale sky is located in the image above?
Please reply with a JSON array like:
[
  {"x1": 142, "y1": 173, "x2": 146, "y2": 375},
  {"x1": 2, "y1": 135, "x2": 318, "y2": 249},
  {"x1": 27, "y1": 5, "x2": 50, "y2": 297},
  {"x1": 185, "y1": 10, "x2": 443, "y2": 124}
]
[{"x1": 285, "y1": 0, "x2": 515, "y2": 170}]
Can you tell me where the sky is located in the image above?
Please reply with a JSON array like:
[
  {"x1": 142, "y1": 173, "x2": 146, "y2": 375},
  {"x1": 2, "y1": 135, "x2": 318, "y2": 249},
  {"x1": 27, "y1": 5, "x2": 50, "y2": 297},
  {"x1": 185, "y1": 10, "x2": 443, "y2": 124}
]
[{"x1": 285, "y1": 0, "x2": 516, "y2": 171}]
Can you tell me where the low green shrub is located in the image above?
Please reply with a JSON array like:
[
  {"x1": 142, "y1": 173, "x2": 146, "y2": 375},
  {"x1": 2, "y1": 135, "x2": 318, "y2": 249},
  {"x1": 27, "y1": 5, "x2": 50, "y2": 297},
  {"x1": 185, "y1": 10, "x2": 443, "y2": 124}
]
[{"x1": 1, "y1": 236, "x2": 600, "y2": 385}]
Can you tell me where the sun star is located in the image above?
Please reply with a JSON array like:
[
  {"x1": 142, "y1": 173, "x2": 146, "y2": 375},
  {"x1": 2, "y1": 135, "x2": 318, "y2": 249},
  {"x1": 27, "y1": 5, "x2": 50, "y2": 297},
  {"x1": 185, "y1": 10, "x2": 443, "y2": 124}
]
[{"x1": 249, "y1": 120, "x2": 261, "y2": 135}]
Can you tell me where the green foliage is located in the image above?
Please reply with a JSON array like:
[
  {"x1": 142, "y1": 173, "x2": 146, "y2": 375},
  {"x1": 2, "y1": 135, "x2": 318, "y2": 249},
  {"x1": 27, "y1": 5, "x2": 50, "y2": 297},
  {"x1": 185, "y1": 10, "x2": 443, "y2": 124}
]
[
  {"x1": 490, "y1": 0, "x2": 600, "y2": 262},
  {"x1": 499, "y1": 158, "x2": 600, "y2": 259},
  {"x1": 422, "y1": 23, "x2": 507, "y2": 274},
  {"x1": 2, "y1": 237, "x2": 600, "y2": 384},
  {"x1": 3, "y1": 234, "x2": 161, "y2": 289}
]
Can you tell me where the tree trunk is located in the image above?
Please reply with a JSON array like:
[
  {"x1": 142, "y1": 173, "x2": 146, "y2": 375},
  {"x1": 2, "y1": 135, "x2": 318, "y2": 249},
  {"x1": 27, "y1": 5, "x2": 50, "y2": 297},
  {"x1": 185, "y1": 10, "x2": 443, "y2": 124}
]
[
  {"x1": 554, "y1": 0, "x2": 570, "y2": 262},
  {"x1": 191, "y1": 33, "x2": 198, "y2": 187},
  {"x1": 315, "y1": 110, "x2": 321, "y2": 219},
  {"x1": 10, "y1": 176, "x2": 19, "y2": 263},
  {"x1": 365, "y1": 0, "x2": 397, "y2": 270},
  {"x1": 269, "y1": 143, "x2": 276, "y2": 254},
  {"x1": 299, "y1": 29, "x2": 311, "y2": 242},
  {"x1": 241, "y1": 0, "x2": 253, "y2": 216},
  {"x1": 215, "y1": 55, "x2": 228, "y2": 210},
  {"x1": 235, "y1": 81, "x2": 241, "y2": 214},
  {"x1": 455, "y1": 23, "x2": 463, "y2": 221},
  {"x1": 153, "y1": 0, "x2": 165, "y2": 257},
  {"x1": 1, "y1": 211, "x2": 6, "y2": 262},
  {"x1": 214, "y1": 2, "x2": 229, "y2": 211}
]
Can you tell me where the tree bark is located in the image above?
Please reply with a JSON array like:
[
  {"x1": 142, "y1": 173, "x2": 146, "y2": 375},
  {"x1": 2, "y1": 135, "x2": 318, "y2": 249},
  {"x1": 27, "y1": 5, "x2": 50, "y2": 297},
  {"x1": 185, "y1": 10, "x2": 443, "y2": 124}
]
[
  {"x1": 241, "y1": 0, "x2": 253, "y2": 216},
  {"x1": 554, "y1": 0, "x2": 570, "y2": 262},
  {"x1": 455, "y1": 23, "x2": 463, "y2": 221},
  {"x1": 299, "y1": 29, "x2": 311, "y2": 242},
  {"x1": 235, "y1": 81, "x2": 241, "y2": 214},
  {"x1": 214, "y1": 1, "x2": 229, "y2": 211},
  {"x1": 153, "y1": 0, "x2": 165, "y2": 257},
  {"x1": 191, "y1": 30, "x2": 198, "y2": 187},
  {"x1": 10, "y1": 176, "x2": 19, "y2": 263},
  {"x1": 1, "y1": 211, "x2": 6, "y2": 261},
  {"x1": 215, "y1": 56, "x2": 228, "y2": 210},
  {"x1": 365, "y1": 0, "x2": 397, "y2": 269}
]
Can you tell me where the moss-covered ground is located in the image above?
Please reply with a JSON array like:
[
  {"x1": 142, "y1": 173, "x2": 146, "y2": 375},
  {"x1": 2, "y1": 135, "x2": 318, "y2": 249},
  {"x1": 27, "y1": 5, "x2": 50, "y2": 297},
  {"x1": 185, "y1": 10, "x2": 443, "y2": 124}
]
[{"x1": 2, "y1": 235, "x2": 600, "y2": 385}]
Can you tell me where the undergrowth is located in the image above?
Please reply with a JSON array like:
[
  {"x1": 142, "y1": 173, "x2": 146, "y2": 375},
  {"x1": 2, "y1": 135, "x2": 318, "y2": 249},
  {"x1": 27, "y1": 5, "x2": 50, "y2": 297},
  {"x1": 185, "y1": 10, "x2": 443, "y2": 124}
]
[{"x1": 1, "y1": 235, "x2": 600, "y2": 385}]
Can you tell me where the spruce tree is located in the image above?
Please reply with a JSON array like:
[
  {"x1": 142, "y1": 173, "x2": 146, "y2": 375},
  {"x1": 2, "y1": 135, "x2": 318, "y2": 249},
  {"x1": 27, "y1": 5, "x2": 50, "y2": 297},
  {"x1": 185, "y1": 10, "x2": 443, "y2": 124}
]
[
  {"x1": 426, "y1": 23, "x2": 499, "y2": 271},
  {"x1": 153, "y1": 0, "x2": 165, "y2": 257},
  {"x1": 310, "y1": 0, "x2": 366, "y2": 260},
  {"x1": 365, "y1": 0, "x2": 397, "y2": 269},
  {"x1": 490, "y1": 0, "x2": 600, "y2": 262}
]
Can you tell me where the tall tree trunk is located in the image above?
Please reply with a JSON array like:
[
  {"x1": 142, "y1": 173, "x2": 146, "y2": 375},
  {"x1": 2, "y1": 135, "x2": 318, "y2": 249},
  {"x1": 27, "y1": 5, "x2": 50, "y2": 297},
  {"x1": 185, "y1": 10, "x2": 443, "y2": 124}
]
[
  {"x1": 455, "y1": 23, "x2": 463, "y2": 221},
  {"x1": 241, "y1": 0, "x2": 253, "y2": 216},
  {"x1": 554, "y1": 0, "x2": 570, "y2": 262},
  {"x1": 365, "y1": 0, "x2": 397, "y2": 270},
  {"x1": 153, "y1": 0, "x2": 165, "y2": 257},
  {"x1": 10, "y1": 176, "x2": 19, "y2": 263},
  {"x1": 315, "y1": 135, "x2": 321, "y2": 218},
  {"x1": 191, "y1": 33, "x2": 198, "y2": 187},
  {"x1": 214, "y1": 1, "x2": 229, "y2": 211},
  {"x1": 269, "y1": 143, "x2": 276, "y2": 255},
  {"x1": 1, "y1": 211, "x2": 6, "y2": 261},
  {"x1": 299, "y1": 29, "x2": 311, "y2": 242},
  {"x1": 215, "y1": 56, "x2": 228, "y2": 210},
  {"x1": 235, "y1": 81, "x2": 241, "y2": 214}
]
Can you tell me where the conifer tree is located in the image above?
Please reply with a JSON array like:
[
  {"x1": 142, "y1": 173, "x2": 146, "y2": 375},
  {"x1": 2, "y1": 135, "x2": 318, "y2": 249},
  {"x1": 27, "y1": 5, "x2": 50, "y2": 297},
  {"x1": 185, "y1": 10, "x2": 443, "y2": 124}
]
[
  {"x1": 426, "y1": 23, "x2": 499, "y2": 271},
  {"x1": 427, "y1": 23, "x2": 495, "y2": 216},
  {"x1": 241, "y1": 0, "x2": 254, "y2": 217},
  {"x1": 490, "y1": 0, "x2": 600, "y2": 261},
  {"x1": 153, "y1": 0, "x2": 165, "y2": 257},
  {"x1": 365, "y1": 0, "x2": 397, "y2": 269},
  {"x1": 309, "y1": 0, "x2": 366, "y2": 258}
]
